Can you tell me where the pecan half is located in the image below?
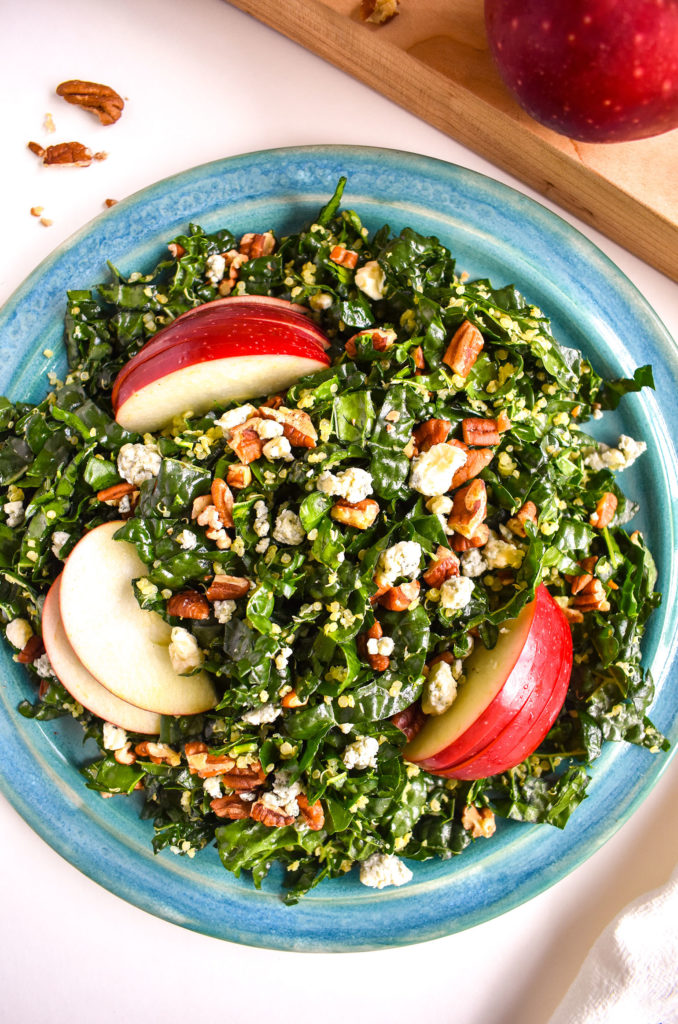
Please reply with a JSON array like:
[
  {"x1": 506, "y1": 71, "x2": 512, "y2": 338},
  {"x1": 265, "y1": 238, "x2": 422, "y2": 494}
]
[
  {"x1": 330, "y1": 498, "x2": 380, "y2": 529},
  {"x1": 225, "y1": 463, "x2": 252, "y2": 489},
  {"x1": 572, "y1": 578, "x2": 610, "y2": 612},
  {"x1": 28, "y1": 140, "x2": 93, "y2": 166},
  {"x1": 167, "y1": 590, "x2": 210, "y2": 620},
  {"x1": 590, "y1": 492, "x2": 617, "y2": 529},
  {"x1": 222, "y1": 763, "x2": 268, "y2": 791},
  {"x1": 462, "y1": 418, "x2": 501, "y2": 447},
  {"x1": 297, "y1": 794, "x2": 325, "y2": 831},
  {"x1": 211, "y1": 477, "x2": 234, "y2": 528},
  {"x1": 258, "y1": 406, "x2": 317, "y2": 448},
  {"x1": 449, "y1": 447, "x2": 494, "y2": 490},
  {"x1": 250, "y1": 801, "x2": 295, "y2": 828},
  {"x1": 506, "y1": 500, "x2": 538, "y2": 538},
  {"x1": 205, "y1": 574, "x2": 251, "y2": 601},
  {"x1": 210, "y1": 794, "x2": 251, "y2": 820},
  {"x1": 442, "y1": 321, "x2": 484, "y2": 378},
  {"x1": 56, "y1": 80, "x2": 124, "y2": 125},
  {"x1": 391, "y1": 702, "x2": 425, "y2": 741},
  {"x1": 238, "y1": 231, "x2": 275, "y2": 258},
  {"x1": 17, "y1": 634, "x2": 45, "y2": 664},
  {"x1": 451, "y1": 523, "x2": 490, "y2": 551},
  {"x1": 447, "y1": 479, "x2": 487, "y2": 538},
  {"x1": 413, "y1": 418, "x2": 451, "y2": 453},
  {"x1": 377, "y1": 580, "x2": 420, "y2": 611},
  {"x1": 423, "y1": 546, "x2": 460, "y2": 587},
  {"x1": 228, "y1": 423, "x2": 263, "y2": 464},
  {"x1": 329, "y1": 245, "x2": 359, "y2": 269}
]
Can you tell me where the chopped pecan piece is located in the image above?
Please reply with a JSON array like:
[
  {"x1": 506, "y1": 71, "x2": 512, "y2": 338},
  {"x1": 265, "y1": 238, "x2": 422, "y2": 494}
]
[
  {"x1": 225, "y1": 463, "x2": 252, "y2": 489},
  {"x1": 238, "y1": 231, "x2": 275, "y2": 258},
  {"x1": 462, "y1": 418, "x2": 501, "y2": 447},
  {"x1": 168, "y1": 242, "x2": 186, "y2": 258},
  {"x1": 345, "y1": 329, "x2": 394, "y2": 359},
  {"x1": 281, "y1": 690, "x2": 306, "y2": 708},
  {"x1": 134, "y1": 742, "x2": 181, "y2": 766},
  {"x1": 297, "y1": 794, "x2": 325, "y2": 831},
  {"x1": 227, "y1": 423, "x2": 263, "y2": 464},
  {"x1": 360, "y1": 0, "x2": 400, "y2": 24},
  {"x1": 590, "y1": 492, "x2": 617, "y2": 529},
  {"x1": 461, "y1": 804, "x2": 496, "y2": 838},
  {"x1": 211, "y1": 477, "x2": 234, "y2": 528},
  {"x1": 450, "y1": 447, "x2": 494, "y2": 490},
  {"x1": 330, "y1": 498, "x2": 380, "y2": 529},
  {"x1": 572, "y1": 578, "x2": 610, "y2": 612},
  {"x1": 56, "y1": 79, "x2": 124, "y2": 125},
  {"x1": 191, "y1": 494, "x2": 213, "y2": 520},
  {"x1": 562, "y1": 607, "x2": 584, "y2": 624},
  {"x1": 442, "y1": 320, "x2": 484, "y2": 378},
  {"x1": 451, "y1": 523, "x2": 490, "y2": 551},
  {"x1": 423, "y1": 546, "x2": 460, "y2": 587},
  {"x1": 357, "y1": 619, "x2": 382, "y2": 659},
  {"x1": 377, "y1": 581, "x2": 420, "y2": 611},
  {"x1": 217, "y1": 250, "x2": 248, "y2": 296},
  {"x1": 222, "y1": 762, "x2": 268, "y2": 791},
  {"x1": 391, "y1": 702, "x2": 425, "y2": 741},
  {"x1": 447, "y1": 480, "x2": 487, "y2": 539},
  {"x1": 28, "y1": 141, "x2": 93, "y2": 166},
  {"x1": 258, "y1": 405, "x2": 317, "y2": 448},
  {"x1": 17, "y1": 634, "x2": 45, "y2": 664},
  {"x1": 210, "y1": 794, "x2": 251, "y2": 820},
  {"x1": 96, "y1": 481, "x2": 136, "y2": 503},
  {"x1": 506, "y1": 500, "x2": 538, "y2": 538},
  {"x1": 413, "y1": 418, "x2": 451, "y2": 453},
  {"x1": 412, "y1": 346, "x2": 426, "y2": 371},
  {"x1": 329, "y1": 245, "x2": 359, "y2": 269},
  {"x1": 206, "y1": 574, "x2": 251, "y2": 601},
  {"x1": 570, "y1": 572, "x2": 594, "y2": 596},
  {"x1": 167, "y1": 590, "x2": 210, "y2": 620},
  {"x1": 496, "y1": 410, "x2": 511, "y2": 432},
  {"x1": 114, "y1": 743, "x2": 136, "y2": 765},
  {"x1": 250, "y1": 801, "x2": 295, "y2": 827}
]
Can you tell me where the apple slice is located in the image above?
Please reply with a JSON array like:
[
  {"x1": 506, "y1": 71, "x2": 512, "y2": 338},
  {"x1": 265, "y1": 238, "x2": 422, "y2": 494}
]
[
  {"x1": 60, "y1": 521, "x2": 216, "y2": 715},
  {"x1": 405, "y1": 585, "x2": 572, "y2": 771},
  {"x1": 112, "y1": 301, "x2": 330, "y2": 433},
  {"x1": 43, "y1": 576, "x2": 161, "y2": 735}
]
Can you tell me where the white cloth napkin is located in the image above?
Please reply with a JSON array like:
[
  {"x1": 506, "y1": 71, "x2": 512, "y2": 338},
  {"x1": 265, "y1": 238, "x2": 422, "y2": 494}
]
[{"x1": 549, "y1": 868, "x2": 678, "y2": 1024}]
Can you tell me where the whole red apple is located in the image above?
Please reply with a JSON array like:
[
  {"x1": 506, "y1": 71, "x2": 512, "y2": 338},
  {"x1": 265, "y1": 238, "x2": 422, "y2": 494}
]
[{"x1": 485, "y1": 0, "x2": 678, "y2": 142}]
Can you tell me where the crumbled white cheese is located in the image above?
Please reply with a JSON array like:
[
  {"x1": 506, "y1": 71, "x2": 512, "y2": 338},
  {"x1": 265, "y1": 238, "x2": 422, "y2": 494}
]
[
  {"x1": 213, "y1": 599, "x2": 236, "y2": 624},
  {"x1": 317, "y1": 466, "x2": 373, "y2": 504},
  {"x1": 242, "y1": 702, "x2": 281, "y2": 726},
  {"x1": 260, "y1": 769, "x2": 302, "y2": 817},
  {"x1": 33, "y1": 654, "x2": 55, "y2": 678},
  {"x1": 342, "y1": 735, "x2": 379, "y2": 770},
  {"x1": 176, "y1": 529, "x2": 198, "y2": 550},
  {"x1": 4, "y1": 500, "x2": 24, "y2": 528},
  {"x1": 439, "y1": 575, "x2": 475, "y2": 612},
  {"x1": 483, "y1": 532, "x2": 524, "y2": 570},
  {"x1": 359, "y1": 852, "x2": 413, "y2": 889},
  {"x1": 272, "y1": 509, "x2": 305, "y2": 546},
  {"x1": 426, "y1": 495, "x2": 453, "y2": 516},
  {"x1": 254, "y1": 419, "x2": 284, "y2": 440},
  {"x1": 262, "y1": 436, "x2": 293, "y2": 461},
  {"x1": 460, "y1": 548, "x2": 488, "y2": 578},
  {"x1": 585, "y1": 434, "x2": 647, "y2": 473},
  {"x1": 51, "y1": 530, "x2": 70, "y2": 559},
  {"x1": 355, "y1": 260, "x2": 386, "y2": 301},
  {"x1": 168, "y1": 626, "x2": 204, "y2": 674},
  {"x1": 274, "y1": 645, "x2": 293, "y2": 671},
  {"x1": 203, "y1": 776, "x2": 222, "y2": 799},
  {"x1": 422, "y1": 660, "x2": 458, "y2": 715},
  {"x1": 5, "y1": 618, "x2": 33, "y2": 649},
  {"x1": 253, "y1": 500, "x2": 270, "y2": 537},
  {"x1": 117, "y1": 442, "x2": 162, "y2": 486},
  {"x1": 409, "y1": 443, "x2": 467, "y2": 497},
  {"x1": 255, "y1": 537, "x2": 270, "y2": 554},
  {"x1": 215, "y1": 404, "x2": 257, "y2": 437},
  {"x1": 205, "y1": 253, "x2": 226, "y2": 285},
  {"x1": 376, "y1": 540, "x2": 422, "y2": 587},
  {"x1": 102, "y1": 722, "x2": 128, "y2": 751},
  {"x1": 366, "y1": 636, "x2": 395, "y2": 657},
  {"x1": 309, "y1": 292, "x2": 332, "y2": 311}
]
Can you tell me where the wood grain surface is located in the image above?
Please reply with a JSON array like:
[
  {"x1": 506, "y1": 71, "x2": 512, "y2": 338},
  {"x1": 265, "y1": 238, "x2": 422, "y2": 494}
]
[{"x1": 228, "y1": 0, "x2": 678, "y2": 283}]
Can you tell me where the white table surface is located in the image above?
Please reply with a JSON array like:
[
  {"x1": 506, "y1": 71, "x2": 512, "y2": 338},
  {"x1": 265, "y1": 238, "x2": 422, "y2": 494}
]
[{"x1": 1, "y1": 2, "x2": 677, "y2": 1021}]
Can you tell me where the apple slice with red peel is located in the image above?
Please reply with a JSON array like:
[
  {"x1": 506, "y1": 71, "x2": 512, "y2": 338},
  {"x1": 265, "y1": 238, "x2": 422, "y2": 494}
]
[
  {"x1": 112, "y1": 300, "x2": 330, "y2": 433},
  {"x1": 43, "y1": 576, "x2": 161, "y2": 735},
  {"x1": 405, "y1": 585, "x2": 572, "y2": 772},
  {"x1": 60, "y1": 521, "x2": 216, "y2": 716}
]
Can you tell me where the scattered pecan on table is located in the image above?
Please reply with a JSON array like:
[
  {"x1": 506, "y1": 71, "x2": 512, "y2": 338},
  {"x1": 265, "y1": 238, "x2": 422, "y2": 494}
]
[{"x1": 56, "y1": 79, "x2": 124, "y2": 125}]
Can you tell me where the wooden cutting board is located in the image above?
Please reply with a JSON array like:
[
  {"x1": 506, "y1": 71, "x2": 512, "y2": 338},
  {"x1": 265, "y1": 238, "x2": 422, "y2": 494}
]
[{"x1": 228, "y1": 0, "x2": 678, "y2": 283}]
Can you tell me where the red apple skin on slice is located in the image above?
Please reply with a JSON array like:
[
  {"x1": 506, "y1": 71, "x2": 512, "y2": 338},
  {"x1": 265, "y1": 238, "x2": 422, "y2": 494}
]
[
  {"x1": 438, "y1": 622, "x2": 572, "y2": 780},
  {"x1": 114, "y1": 334, "x2": 329, "y2": 433},
  {"x1": 59, "y1": 521, "x2": 216, "y2": 716},
  {"x1": 111, "y1": 298, "x2": 329, "y2": 406},
  {"x1": 43, "y1": 576, "x2": 161, "y2": 735},
  {"x1": 405, "y1": 586, "x2": 572, "y2": 772}
]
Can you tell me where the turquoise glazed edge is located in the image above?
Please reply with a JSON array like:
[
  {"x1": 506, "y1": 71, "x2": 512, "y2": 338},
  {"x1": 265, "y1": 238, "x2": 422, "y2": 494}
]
[{"x1": 0, "y1": 146, "x2": 677, "y2": 951}]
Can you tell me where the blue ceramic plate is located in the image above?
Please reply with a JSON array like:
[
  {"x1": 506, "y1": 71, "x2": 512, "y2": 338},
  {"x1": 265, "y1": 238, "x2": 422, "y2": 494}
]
[{"x1": 1, "y1": 146, "x2": 677, "y2": 951}]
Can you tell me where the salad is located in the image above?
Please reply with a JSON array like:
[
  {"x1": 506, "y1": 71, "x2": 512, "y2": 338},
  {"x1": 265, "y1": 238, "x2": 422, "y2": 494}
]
[{"x1": 0, "y1": 179, "x2": 666, "y2": 903}]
